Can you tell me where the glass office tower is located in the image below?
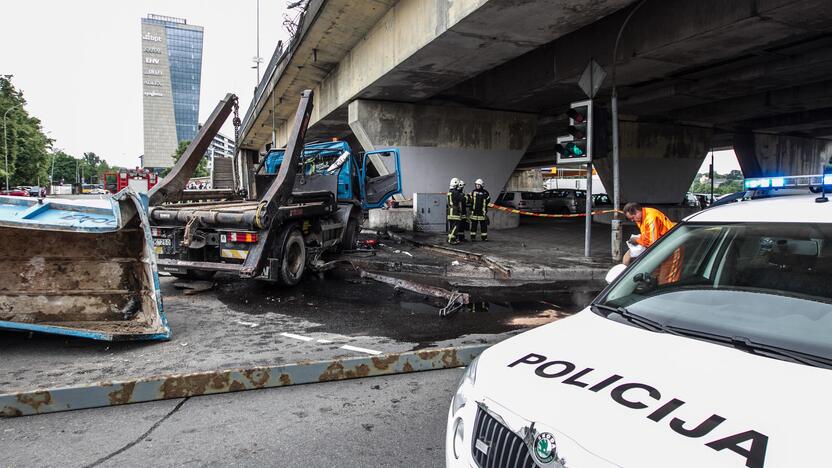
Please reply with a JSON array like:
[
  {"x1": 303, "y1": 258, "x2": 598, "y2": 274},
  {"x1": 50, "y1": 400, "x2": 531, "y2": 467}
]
[{"x1": 141, "y1": 14, "x2": 203, "y2": 170}]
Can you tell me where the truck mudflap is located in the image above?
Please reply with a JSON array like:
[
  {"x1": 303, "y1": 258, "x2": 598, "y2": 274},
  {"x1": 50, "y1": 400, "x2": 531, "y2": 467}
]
[{"x1": 0, "y1": 191, "x2": 170, "y2": 341}]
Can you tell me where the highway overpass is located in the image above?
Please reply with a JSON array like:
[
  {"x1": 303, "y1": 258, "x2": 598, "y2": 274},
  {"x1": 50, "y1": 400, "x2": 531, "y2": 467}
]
[{"x1": 239, "y1": 0, "x2": 832, "y2": 203}]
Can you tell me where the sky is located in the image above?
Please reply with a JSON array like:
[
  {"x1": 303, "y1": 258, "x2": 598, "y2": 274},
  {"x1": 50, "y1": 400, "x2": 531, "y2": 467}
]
[
  {"x1": 698, "y1": 149, "x2": 742, "y2": 175},
  {"x1": 2, "y1": 0, "x2": 290, "y2": 168}
]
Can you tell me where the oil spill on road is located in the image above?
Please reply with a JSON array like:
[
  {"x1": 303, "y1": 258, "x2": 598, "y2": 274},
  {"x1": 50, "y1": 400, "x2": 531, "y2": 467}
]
[{"x1": 213, "y1": 274, "x2": 599, "y2": 347}]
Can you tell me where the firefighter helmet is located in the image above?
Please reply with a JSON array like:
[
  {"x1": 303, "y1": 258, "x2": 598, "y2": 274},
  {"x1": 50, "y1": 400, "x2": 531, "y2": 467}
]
[
  {"x1": 475, "y1": 178, "x2": 484, "y2": 186},
  {"x1": 450, "y1": 177, "x2": 461, "y2": 189}
]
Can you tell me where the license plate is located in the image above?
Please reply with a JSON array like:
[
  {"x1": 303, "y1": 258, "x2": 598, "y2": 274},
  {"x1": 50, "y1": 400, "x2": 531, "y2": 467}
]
[{"x1": 153, "y1": 238, "x2": 172, "y2": 246}]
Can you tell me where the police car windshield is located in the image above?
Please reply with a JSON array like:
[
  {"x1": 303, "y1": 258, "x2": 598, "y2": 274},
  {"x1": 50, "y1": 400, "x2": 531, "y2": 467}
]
[{"x1": 600, "y1": 222, "x2": 832, "y2": 362}]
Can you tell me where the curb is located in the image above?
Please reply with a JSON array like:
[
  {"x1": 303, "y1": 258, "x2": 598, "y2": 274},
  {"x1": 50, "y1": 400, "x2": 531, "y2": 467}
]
[{"x1": 0, "y1": 345, "x2": 487, "y2": 418}]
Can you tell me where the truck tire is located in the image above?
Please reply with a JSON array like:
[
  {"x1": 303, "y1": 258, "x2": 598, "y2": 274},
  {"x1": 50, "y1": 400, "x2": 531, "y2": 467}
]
[
  {"x1": 275, "y1": 226, "x2": 306, "y2": 286},
  {"x1": 338, "y1": 217, "x2": 360, "y2": 252}
]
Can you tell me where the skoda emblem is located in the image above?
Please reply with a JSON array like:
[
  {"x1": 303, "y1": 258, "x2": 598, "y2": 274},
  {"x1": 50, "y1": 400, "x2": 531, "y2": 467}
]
[{"x1": 534, "y1": 432, "x2": 558, "y2": 464}]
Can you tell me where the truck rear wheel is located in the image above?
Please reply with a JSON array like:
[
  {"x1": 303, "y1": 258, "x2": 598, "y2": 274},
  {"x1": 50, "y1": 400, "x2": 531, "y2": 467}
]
[{"x1": 275, "y1": 226, "x2": 306, "y2": 286}]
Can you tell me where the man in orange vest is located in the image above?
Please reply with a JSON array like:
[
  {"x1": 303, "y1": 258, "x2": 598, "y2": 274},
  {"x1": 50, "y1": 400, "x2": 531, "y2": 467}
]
[{"x1": 622, "y1": 202, "x2": 675, "y2": 266}]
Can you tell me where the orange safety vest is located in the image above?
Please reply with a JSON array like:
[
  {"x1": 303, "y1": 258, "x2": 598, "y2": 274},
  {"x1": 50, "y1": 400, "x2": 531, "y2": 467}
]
[{"x1": 636, "y1": 207, "x2": 675, "y2": 248}]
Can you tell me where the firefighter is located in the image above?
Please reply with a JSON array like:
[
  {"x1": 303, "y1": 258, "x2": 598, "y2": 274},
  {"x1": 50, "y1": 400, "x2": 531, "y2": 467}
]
[
  {"x1": 457, "y1": 179, "x2": 470, "y2": 242},
  {"x1": 469, "y1": 178, "x2": 490, "y2": 241},
  {"x1": 447, "y1": 178, "x2": 466, "y2": 245}
]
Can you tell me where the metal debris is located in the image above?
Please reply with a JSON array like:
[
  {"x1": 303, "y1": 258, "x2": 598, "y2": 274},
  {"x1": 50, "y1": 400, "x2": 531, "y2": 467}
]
[{"x1": 0, "y1": 344, "x2": 486, "y2": 417}]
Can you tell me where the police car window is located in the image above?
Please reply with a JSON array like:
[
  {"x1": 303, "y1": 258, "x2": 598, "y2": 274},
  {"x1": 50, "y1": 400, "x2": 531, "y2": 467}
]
[{"x1": 600, "y1": 223, "x2": 832, "y2": 362}]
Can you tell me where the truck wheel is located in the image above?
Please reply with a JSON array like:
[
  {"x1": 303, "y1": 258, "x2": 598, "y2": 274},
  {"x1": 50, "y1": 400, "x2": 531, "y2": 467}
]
[
  {"x1": 276, "y1": 227, "x2": 306, "y2": 286},
  {"x1": 339, "y1": 217, "x2": 360, "y2": 252}
]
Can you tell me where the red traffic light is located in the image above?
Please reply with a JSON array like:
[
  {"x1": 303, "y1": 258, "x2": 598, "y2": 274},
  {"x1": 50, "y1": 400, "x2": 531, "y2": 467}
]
[{"x1": 566, "y1": 108, "x2": 587, "y2": 124}]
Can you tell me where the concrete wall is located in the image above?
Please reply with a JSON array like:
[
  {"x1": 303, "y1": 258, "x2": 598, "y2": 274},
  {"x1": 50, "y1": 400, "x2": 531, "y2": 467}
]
[
  {"x1": 734, "y1": 133, "x2": 832, "y2": 177},
  {"x1": 349, "y1": 99, "x2": 537, "y2": 197},
  {"x1": 504, "y1": 170, "x2": 544, "y2": 192},
  {"x1": 594, "y1": 122, "x2": 712, "y2": 204}
]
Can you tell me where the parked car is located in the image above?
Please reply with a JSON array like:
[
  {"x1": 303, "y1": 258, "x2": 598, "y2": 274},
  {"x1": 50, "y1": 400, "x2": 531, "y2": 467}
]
[
  {"x1": 0, "y1": 187, "x2": 30, "y2": 197},
  {"x1": 593, "y1": 193, "x2": 612, "y2": 207},
  {"x1": 543, "y1": 189, "x2": 587, "y2": 214},
  {"x1": 682, "y1": 192, "x2": 703, "y2": 209},
  {"x1": 495, "y1": 191, "x2": 545, "y2": 213}
]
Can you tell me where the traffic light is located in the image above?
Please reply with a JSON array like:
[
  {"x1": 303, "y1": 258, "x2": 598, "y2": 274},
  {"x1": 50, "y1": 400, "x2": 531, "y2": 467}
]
[{"x1": 556, "y1": 100, "x2": 593, "y2": 164}]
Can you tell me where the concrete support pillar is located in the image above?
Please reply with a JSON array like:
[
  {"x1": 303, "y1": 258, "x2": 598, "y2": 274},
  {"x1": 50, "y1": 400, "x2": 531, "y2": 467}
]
[
  {"x1": 348, "y1": 100, "x2": 537, "y2": 197},
  {"x1": 733, "y1": 133, "x2": 832, "y2": 178},
  {"x1": 594, "y1": 122, "x2": 712, "y2": 204}
]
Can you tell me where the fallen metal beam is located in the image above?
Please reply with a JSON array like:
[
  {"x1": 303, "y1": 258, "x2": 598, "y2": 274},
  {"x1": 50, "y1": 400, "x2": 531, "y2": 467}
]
[
  {"x1": 388, "y1": 233, "x2": 512, "y2": 278},
  {"x1": 0, "y1": 344, "x2": 486, "y2": 417},
  {"x1": 359, "y1": 270, "x2": 470, "y2": 304}
]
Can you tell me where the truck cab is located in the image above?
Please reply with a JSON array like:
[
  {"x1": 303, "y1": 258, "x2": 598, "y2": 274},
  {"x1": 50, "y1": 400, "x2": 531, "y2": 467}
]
[{"x1": 258, "y1": 140, "x2": 400, "y2": 209}]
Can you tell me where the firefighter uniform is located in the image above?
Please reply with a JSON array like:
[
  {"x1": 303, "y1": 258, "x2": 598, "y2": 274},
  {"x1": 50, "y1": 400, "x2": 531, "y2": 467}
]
[
  {"x1": 447, "y1": 184, "x2": 467, "y2": 245},
  {"x1": 469, "y1": 183, "x2": 490, "y2": 241}
]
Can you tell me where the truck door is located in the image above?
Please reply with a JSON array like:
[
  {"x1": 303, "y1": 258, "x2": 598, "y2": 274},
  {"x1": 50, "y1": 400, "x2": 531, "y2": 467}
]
[{"x1": 360, "y1": 149, "x2": 402, "y2": 209}]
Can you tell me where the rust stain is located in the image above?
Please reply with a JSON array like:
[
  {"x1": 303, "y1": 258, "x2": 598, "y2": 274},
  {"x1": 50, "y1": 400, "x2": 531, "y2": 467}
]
[
  {"x1": 441, "y1": 349, "x2": 462, "y2": 367},
  {"x1": 229, "y1": 380, "x2": 245, "y2": 392},
  {"x1": 210, "y1": 372, "x2": 231, "y2": 390},
  {"x1": 107, "y1": 382, "x2": 136, "y2": 405},
  {"x1": 417, "y1": 350, "x2": 440, "y2": 360},
  {"x1": 279, "y1": 374, "x2": 292, "y2": 386},
  {"x1": 318, "y1": 362, "x2": 371, "y2": 382},
  {"x1": 161, "y1": 374, "x2": 218, "y2": 398},
  {"x1": 371, "y1": 354, "x2": 399, "y2": 370},
  {"x1": 16, "y1": 391, "x2": 52, "y2": 412},
  {"x1": 242, "y1": 369, "x2": 270, "y2": 388},
  {"x1": 402, "y1": 361, "x2": 414, "y2": 372},
  {"x1": 1, "y1": 406, "x2": 23, "y2": 417}
]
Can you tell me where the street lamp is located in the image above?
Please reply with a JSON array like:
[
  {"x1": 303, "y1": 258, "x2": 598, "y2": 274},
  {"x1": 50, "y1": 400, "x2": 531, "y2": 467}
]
[{"x1": 3, "y1": 102, "x2": 22, "y2": 191}]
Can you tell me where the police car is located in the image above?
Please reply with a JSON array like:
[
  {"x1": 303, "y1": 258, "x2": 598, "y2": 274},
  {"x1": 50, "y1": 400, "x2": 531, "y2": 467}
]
[{"x1": 446, "y1": 175, "x2": 832, "y2": 468}]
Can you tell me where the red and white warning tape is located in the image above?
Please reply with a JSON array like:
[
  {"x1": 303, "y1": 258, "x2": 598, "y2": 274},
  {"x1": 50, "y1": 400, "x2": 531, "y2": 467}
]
[{"x1": 488, "y1": 203, "x2": 621, "y2": 218}]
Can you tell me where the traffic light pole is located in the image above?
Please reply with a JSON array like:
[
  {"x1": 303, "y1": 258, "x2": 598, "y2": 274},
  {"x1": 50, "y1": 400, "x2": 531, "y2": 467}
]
[{"x1": 585, "y1": 161, "x2": 593, "y2": 257}]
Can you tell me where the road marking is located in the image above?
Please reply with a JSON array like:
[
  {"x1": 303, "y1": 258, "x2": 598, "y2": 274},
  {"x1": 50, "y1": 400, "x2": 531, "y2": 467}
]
[
  {"x1": 317, "y1": 339, "x2": 333, "y2": 344},
  {"x1": 280, "y1": 332, "x2": 314, "y2": 342},
  {"x1": 340, "y1": 344, "x2": 382, "y2": 355}
]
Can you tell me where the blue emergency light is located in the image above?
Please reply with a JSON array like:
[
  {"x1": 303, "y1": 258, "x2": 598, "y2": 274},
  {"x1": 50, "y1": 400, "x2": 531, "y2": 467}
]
[{"x1": 743, "y1": 176, "x2": 786, "y2": 190}]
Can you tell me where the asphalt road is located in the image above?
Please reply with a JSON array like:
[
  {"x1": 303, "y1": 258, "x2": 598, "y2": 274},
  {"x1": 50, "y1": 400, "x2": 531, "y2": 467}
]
[{"x1": 0, "y1": 368, "x2": 462, "y2": 468}]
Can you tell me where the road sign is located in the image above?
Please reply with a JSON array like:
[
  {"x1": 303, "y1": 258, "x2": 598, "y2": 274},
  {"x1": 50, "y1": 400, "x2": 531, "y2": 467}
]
[{"x1": 578, "y1": 59, "x2": 606, "y2": 99}]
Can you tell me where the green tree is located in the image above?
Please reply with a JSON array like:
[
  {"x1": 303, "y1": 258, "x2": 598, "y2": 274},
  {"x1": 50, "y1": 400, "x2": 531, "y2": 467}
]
[
  {"x1": 49, "y1": 151, "x2": 80, "y2": 185},
  {"x1": 716, "y1": 180, "x2": 743, "y2": 195},
  {"x1": 1, "y1": 75, "x2": 51, "y2": 188},
  {"x1": 160, "y1": 140, "x2": 208, "y2": 178},
  {"x1": 725, "y1": 169, "x2": 744, "y2": 180}
]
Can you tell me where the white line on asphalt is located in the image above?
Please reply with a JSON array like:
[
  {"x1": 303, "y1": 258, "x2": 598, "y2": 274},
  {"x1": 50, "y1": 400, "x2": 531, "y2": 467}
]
[
  {"x1": 280, "y1": 332, "x2": 314, "y2": 342},
  {"x1": 317, "y1": 339, "x2": 333, "y2": 344},
  {"x1": 340, "y1": 344, "x2": 382, "y2": 355}
]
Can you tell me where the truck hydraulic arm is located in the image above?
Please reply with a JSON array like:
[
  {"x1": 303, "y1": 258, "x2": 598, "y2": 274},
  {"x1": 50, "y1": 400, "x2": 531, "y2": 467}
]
[
  {"x1": 252, "y1": 89, "x2": 314, "y2": 230},
  {"x1": 148, "y1": 93, "x2": 240, "y2": 206}
]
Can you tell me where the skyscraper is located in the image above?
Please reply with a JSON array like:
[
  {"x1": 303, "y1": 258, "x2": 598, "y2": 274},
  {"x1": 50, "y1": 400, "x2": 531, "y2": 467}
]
[{"x1": 141, "y1": 14, "x2": 203, "y2": 170}]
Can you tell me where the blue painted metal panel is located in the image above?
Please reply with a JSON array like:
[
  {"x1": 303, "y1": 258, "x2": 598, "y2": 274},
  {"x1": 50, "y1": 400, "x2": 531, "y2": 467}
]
[
  {"x1": 0, "y1": 344, "x2": 487, "y2": 417},
  {"x1": 0, "y1": 191, "x2": 169, "y2": 341}
]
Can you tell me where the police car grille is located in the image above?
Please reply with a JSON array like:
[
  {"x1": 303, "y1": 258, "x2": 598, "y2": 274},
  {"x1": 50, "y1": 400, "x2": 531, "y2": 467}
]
[{"x1": 472, "y1": 408, "x2": 535, "y2": 468}]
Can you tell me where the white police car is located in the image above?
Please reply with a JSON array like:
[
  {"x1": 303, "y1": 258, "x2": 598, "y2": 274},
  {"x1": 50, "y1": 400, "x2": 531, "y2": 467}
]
[{"x1": 446, "y1": 185, "x2": 832, "y2": 467}]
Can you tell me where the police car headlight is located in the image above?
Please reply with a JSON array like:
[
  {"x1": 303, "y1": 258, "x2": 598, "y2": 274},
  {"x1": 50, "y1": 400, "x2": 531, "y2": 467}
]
[{"x1": 452, "y1": 356, "x2": 479, "y2": 414}]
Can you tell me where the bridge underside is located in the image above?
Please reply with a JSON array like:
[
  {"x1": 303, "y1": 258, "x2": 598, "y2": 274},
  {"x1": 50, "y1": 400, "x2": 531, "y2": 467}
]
[{"x1": 242, "y1": 0, "x2": 832, "y2": 202}]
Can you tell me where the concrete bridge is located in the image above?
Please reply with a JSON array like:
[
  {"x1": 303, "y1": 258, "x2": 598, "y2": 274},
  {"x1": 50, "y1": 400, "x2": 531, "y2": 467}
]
[{"x1": 239, "y1": 0, "x2": 832, "y2": 203}]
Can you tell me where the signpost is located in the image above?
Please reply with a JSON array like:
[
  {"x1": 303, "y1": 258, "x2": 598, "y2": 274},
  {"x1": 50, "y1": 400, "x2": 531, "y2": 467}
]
[{"x1": 555, "y1": 60, "x2": 606, "y2": 258}]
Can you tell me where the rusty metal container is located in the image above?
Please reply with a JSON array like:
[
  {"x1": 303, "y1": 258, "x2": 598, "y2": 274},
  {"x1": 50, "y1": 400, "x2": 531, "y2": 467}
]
[{"x1": 0, "y1": 191, "x2": 169, "y2": 341}]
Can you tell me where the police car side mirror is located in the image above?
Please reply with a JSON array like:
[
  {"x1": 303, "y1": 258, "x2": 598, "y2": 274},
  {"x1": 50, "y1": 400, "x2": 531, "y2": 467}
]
[{"x1": 605, "y1": 264, "x2": 627, "y2": 284}]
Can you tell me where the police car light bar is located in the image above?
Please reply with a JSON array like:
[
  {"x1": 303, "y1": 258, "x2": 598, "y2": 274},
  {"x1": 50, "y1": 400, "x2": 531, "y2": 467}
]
[{"x1": 743, "y1": 174, "x2": 823, "y2": 190}]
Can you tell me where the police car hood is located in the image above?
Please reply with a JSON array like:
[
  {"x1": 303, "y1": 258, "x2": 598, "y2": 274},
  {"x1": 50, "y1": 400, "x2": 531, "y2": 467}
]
[{"x1": 474, "y1": 310, "x2": 832, "y2": 468}]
